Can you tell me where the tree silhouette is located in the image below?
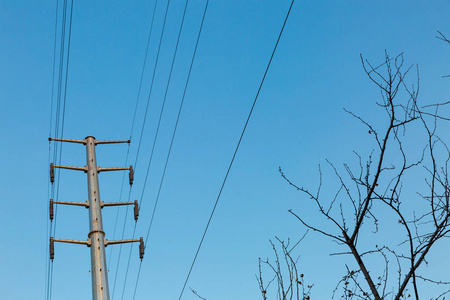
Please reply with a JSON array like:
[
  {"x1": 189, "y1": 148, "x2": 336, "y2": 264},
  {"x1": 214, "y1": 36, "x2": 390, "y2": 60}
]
[{"x1": 263, "y1": 51, "x2": 450, "y2": 299}]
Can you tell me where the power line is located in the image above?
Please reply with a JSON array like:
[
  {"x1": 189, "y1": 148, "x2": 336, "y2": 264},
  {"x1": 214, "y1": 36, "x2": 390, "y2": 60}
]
[
  {"x1": 107, "y1": 0, "x2": 159, "y2": 285},
  {"x1": 107, "y1": 146, "x2": 131, "y2": 268},
  {"x1": 132, "y1": 0, "x2": 172, "y2": 169},
  {"x1": 178, "y1": 1, "x2": 295, "y2": 298},
  {"x1": 111, "y1": 0, "x2": 171, "y2": 297},
  {"x1": 48, "y1": 0, "x2": 60, "y2": 139},
  {"x1": 46, "y1": 0, "x2": 74, "y2": 299},
  {"x1": 131, "y1": 0, "x2": 210, "y2": 298},
  {"x1": 51, "y1": 0, "x2": 74, "y2": 239},
  {"x1": 120, "y1": 224, "x2": 138, "y2": 300},
  {"x1": 117, "y1": 0, "x2": 176, "y2": 297},
  {"x1": 129, "y1": 0, "x2": 159, "y2": 142},
  {"x1": 45, "y1": 0, "x2": 59, "y2": 298},
  {"x1": 143, "y1": 0, "x2": 200, "y2": 249},
  {"x1": 138, "y1": 0, "x2": 190, "y2": 215},
  {"x1": 111, "y1": 190, "x2": 133, "y2": 299},
  {"x1": 47, "y1": 0, "x2": 69, "y2": 296},
  {"x1": 115, "y1": 0, "x2": 198, "y2": 297}
]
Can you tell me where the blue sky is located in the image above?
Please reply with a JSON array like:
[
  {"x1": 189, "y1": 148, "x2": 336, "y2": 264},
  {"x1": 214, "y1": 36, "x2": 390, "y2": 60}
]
[{"x1": 1, "y1": 1, "x2": 450, "y2": 299}]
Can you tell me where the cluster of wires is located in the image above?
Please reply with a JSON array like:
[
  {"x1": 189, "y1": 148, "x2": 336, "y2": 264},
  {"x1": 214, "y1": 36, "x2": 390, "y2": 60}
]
[
  {"x1": 44, "y1": 0, "x2": 294, "y2": 299},
  {"x1": 110, "y1": 0, "x2": 294, "y2": 299},
  {"x1": 106, "y1": 1, "x2": 211, "y2": 298},
  {"x1": 45, "y1": 0, "x2": 74, "y2": 299}
]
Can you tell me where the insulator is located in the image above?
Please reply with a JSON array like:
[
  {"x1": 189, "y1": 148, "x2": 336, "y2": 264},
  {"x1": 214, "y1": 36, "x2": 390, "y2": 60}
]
[
  {"x1": 49, "y1": 199, "x2": 54, "y2": 221},
  {"x1": 134, "y1": 200, "x2": 139, "y2": 221},
  {"x1": 129, "y1": 166, "x2": 134, "y2": 186},
  {"x1": 139, "y1": 237, "x2": 144, "y2": 260},
  {"x1": 50, "y1": 163, "x2": 55, "y2": 184},
  {"x1": 50, "y1": 237, "x2": 55, "y2": 260}
]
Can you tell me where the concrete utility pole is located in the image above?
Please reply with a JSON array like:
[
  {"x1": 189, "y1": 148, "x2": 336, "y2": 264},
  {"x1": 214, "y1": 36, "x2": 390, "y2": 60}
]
[{"x1": 49, "y1": 136, "x2": 144, "y2": 300}]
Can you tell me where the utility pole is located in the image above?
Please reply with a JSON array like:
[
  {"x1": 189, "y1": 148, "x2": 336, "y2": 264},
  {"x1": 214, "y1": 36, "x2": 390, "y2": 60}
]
[{"x1": 49, "y1": 136, "x2": 144, "y2": 300}]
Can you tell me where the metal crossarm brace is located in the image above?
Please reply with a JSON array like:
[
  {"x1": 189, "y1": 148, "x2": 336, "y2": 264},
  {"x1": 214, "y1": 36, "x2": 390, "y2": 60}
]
[
  {"x1": 95, "y1": 140, "x2": 130, "y2": 145},
  {"x1": 97, "y1": 166, "x2": 131, "y2": 173},
  {"x1": 104, "y1": 239, "x2": 141, "y2": 246},
  {"x1": 101, "y1": 201, "x2": 134, "y2": 207},
  {"x1": 50, "y1": 237, "x2": 92, "y2": 260},
  {"x1": 53, "y1": 200, "x2": 89, "y2": 208},
  {"x1": 105, "y1": 238, "x2": 145, "y2": 260},
  {"x1": 49, "y1": 137, "x2": 130, "y2": 145},
  {"x1": 52, "y1": 165, "x2": 133, "y2": 173},
  {"x1": 53, "y1": 165, "x2": 88, "y2": 172},
  {"x1": 53, "y1": 238, "x2": 92, "y2": 246}
]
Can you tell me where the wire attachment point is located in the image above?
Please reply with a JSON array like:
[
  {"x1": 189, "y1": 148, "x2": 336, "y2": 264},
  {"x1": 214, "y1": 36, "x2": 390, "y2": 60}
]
[
  {"x1": 139, "y1": 237, "x2": 144, "y2": 260},
  {"x1": 134, "y1": 200, "x2": 139, "y2": 222},
  {"x1": 129, "y1": 166, "x2": 134, "y2": 186},
  {"x1": 49, "y1": 199, "x2": 54, "y2": 221},
  {"x1": 50, "y1": 237, "x2": 55, "y2": 261},
  {"x1": 50, "y1": 163, "x2": 55, "y2": 184}
]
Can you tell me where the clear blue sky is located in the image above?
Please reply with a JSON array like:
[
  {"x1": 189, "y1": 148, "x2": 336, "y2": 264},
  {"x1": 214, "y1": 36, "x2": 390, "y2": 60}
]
[{"x1": 1, "y1": 1, "x2": 449, "y2": 299}]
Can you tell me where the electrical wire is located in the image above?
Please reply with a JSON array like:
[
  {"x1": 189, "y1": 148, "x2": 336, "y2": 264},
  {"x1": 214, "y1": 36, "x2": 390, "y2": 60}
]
[
  {"x1": 131, "y1": 0, "x2": 210, "y2": 298},
  {"x1": 52, "y1": 0, "x2": 74, "y2": 239},
  {"x1": 136, "y1": 0, "x2": 189, "y2": 215},
  {"x1": 107, "y1": 0, "x2": 159, "y2": 285},
  {"x1": 119, "y1": 0, "x2": 202, "y2": 297},
  {"x1": 178, "y1": 1, "x2": 295, "y2": 298},
  {"x1": 117, "y1": 0, "x2": 177, "y2": 296},
  {"x1": 110, "y1": 0, "x2": 168, "y2": 297},
  {"x1": 132, "y1": 0, "x2": 171, "y2": 169},
  {"x1": 48, "y1": 0, "x2": 60, "y2": 141},
  {"x1": 45, "y1": 0, "x2": 60, "y2": 298},
  {"x1": 111, "y1": 189, "x2": 135, "y2": 300},
  {"x1": 129, "y1": 0, "x2": 159, "y2": 142},
  {"x1": 144, "y1": 0, "x2": 202, "y2": 250},
  {"x1": 120, "y1": 224, "x2": 138, "y2": 300},
  {"x1": 47, "y1": 0, "x2": 68, "y2": 296},
  {"x1": 107, "y1": 147, "x2": 131, "y2": 268},
  {"x1": 47, "y1": 0, "x2": 74, "y2": 299}
]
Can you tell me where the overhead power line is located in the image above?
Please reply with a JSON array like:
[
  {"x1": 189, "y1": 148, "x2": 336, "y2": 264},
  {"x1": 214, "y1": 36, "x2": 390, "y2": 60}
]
[
  {"x1": 107, "y1": 0, "x2": 159, "y2": 291},
  {"x1": 113, "y1": 0, "x2": 173, "y2": 298},
  {"x1": 131, "y1": 0, "x2": 210, "y2": 299},
  {"x1": 129, "y1": 0, "x2": 160, "y2": 142},
  {"x1": 133, "y1": 0, "x2": 172, "y2": 170},
  {"x1": 45, "y1": 0, "x2": 60, "y2": 298},
  {"x1": 178, "y1": 1, "x2": 295, "y2": 299},
  {"x1": 46, "y1": 0, "x2": 74, "y2": 300},
  {"x1": 51, "y1": 0, "x2": 74, "y2": 241}
]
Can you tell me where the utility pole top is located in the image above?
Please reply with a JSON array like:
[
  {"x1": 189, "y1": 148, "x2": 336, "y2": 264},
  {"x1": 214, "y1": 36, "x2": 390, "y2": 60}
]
[{"x1": 49, "y1": 136, "x2": 143, "y2": 300}]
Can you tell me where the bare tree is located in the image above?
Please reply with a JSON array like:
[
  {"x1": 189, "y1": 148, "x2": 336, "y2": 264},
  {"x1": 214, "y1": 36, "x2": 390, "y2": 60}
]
[
  {"x1": 276, "y1": 52, "x2": 450, "y2": 299},
  {"x1": 257, "y1": 235, "x2": 313, "y2": 300}
]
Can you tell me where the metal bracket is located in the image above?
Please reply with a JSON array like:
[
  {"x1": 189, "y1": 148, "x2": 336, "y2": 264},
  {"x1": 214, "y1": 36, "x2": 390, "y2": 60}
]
[
  {"x1": 49, "y1": 236, "x2": 144, "y2": 260},
  {"x1": 103, "y1": 237, "x2": 144, "y2": 260},
  {"x1": 101, "y1": 201, "x2": 138, "y2": 221},
  {"x1": 53, "y1": 165, "x2": 88, "y2": 172},
  {"x1": 97, "y1": 166, "x2": 130, "y2": 173},
  {"x1": 104, "y1": 238, "x2": 140, "y2": 246},
  {"x1": 101, "y1": 201, "x2": 134, "y2": 208},
  {"x1": 49, "y1": 137, "x2": 131, "y2": 145},
  {"x1": 52, "y1": 238, "x2": 91, "y2": 246},
  {"x1": 53, "y1": 200, "x2": 89, "y2": 208},
  {"x1": 50, "y1": 237, "x2": 92, "y2": 261}
]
